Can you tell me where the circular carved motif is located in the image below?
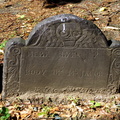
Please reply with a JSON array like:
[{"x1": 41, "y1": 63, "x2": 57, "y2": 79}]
[
  {"x1": 56, "y1": 22, "x2": 82, "y2": 41},
  {"x1": 114, "y1": 60, "x2": 120, "y2": 69},
  {"x1": 112, "y1": 49, "x2": 120, "y2": 71},
  {"x1": 113, "y1": 49, "x2": 120, "y2": 57},
  {"x1": 12, "y1": 48, "x2": 21, "y2": 55},
  {"x1": 9, "y1": 60, "x2": 16, "y2": 66},
  {"x1": 10, "y1": 46, "x2": 21, "y2": 55}
]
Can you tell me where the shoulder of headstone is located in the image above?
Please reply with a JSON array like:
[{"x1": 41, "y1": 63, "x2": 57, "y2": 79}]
[{"x1": 5, "y1": 37, "x2": 25, "y2": 50}]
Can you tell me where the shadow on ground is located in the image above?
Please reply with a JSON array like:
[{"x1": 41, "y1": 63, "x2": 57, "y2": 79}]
[{"x1": 43, "y1": 0, "x2": 83, "y2": 8}]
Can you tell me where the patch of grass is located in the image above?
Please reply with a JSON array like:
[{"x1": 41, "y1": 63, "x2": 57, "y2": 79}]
[
  {"x1": 38, "y1": 106, "x2": 52, "y2": 117},
  {"x1": 0, "y1": 107, "x2": 10, "y2": 120},
  {"x1": 0, "y1": 40, "x2": 7, "y2": 49},
  {"x1": 90, "y1": 100, "x2": 102, "y2": 109},
  {"x1": 68, "y1": 97, "x2": 81, "y2": 105}
]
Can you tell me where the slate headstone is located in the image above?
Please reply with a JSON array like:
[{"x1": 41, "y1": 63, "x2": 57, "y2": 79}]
[{"x1": 2, "y1": 14, "x2": 120, "y2": 98}]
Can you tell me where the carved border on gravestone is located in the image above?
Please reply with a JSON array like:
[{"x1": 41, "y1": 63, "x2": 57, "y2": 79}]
[
  {"x1": 107, "y1": 48, "x2": 120, "y2": 93},
  {"x1": 4, "y1": 45, "x2": 21, "y2": 97},
  {"x1": 2, "y1": 38, "x2": 25, "y2": 99},
  {"x1": 34, "y1": 86, "x2": 107, "y2": 94}
]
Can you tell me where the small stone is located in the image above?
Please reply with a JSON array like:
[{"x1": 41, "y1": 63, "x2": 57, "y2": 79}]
[
  {"x1": 99, "y1": 7, "x2": 107, "y2": 12},
  {"x1": 33, "y1": 107, "x2": 38, "y2": 112}
]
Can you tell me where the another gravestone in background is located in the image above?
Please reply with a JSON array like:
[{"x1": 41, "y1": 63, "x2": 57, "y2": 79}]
[{"x1": 2, "y1": 14, "x2": 120, "y2": 98}]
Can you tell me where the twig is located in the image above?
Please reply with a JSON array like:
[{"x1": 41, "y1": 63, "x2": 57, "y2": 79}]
[{"x1": 103, "y1": 26, "x2": 120, "y2": 30}]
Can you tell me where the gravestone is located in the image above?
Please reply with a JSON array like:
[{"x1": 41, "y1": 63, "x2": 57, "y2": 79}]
[{"x1": 2, "y1": 14, "x2": 120, "y2": 98}]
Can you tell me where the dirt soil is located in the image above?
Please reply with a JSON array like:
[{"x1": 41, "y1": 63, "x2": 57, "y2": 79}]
[
  {"x1": 0, "y1": 93, "x2": 120, "y2": 120},
  {"x1": 0, "y1": 0, "x2": 120, "y2": 119}
]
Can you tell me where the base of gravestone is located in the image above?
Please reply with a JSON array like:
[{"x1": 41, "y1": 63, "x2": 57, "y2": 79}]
[{"x1": 5, "y1": 92, "x2": 120, "y2": 104}]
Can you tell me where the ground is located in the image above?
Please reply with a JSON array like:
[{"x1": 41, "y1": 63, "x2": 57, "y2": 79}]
[
  {"x1": 0, "y1": 0, "x2": 120, "y2": 119},
  {"x1": 0, "y1": 93, "x2": 120, "y2": 120}
]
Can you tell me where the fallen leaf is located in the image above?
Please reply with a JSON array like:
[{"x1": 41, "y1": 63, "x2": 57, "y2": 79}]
[{"x1": 99, "y1": 7, "x2": 107, "y2": 12}]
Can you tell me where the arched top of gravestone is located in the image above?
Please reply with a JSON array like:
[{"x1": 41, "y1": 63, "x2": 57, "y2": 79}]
[{"x1": 26, "y1": 14, "x2": 108, "y2": 48}]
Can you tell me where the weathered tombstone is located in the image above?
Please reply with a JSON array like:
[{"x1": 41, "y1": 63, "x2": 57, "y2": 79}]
[{"x1": 2, "y1": 14, "x2": 120, "y2": 98}]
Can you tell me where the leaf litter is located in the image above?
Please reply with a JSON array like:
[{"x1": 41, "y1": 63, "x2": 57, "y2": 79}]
[{"x1": 0, "y1": 94, "x2": 120, "y2": 119}]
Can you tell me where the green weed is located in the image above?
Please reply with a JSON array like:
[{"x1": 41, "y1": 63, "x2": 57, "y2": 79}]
[
  {"x1": 90, "y1": 100, "x2": 101, "y2": 109},
  {"x1": 38, "y1": 106, "x2": 52, "y2": 117},
  {"x1": 0, "y1": 40, "x2": 7, "y2": 49},
  {"x1": 0, "y1": 107, "x2": 10, "y2": 120}
]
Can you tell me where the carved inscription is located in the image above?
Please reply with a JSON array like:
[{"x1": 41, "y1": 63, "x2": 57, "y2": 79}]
[
  {"x1": 26, "y1": 49, "x2": 99, "y2": 59},
  {"x1": 67, "y1": 70, "x2": 102, "y2": 77},
  {"x1": 25, "y1": 69, "x2": 102, "y2": 77},
  {"x1": 25, "y1": 70, "x2": 46, "y2": 75},
  {"x1": 20, "y1": 47, "x2": 111, "y2": 92},
  {"x1": 27, "y1": 51, "x2": 48, "y2": 57}
]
